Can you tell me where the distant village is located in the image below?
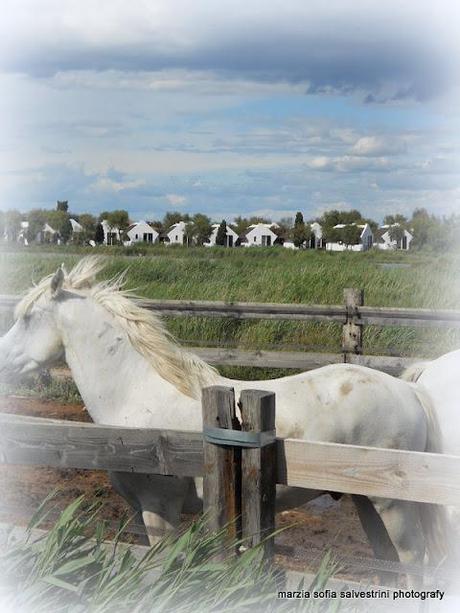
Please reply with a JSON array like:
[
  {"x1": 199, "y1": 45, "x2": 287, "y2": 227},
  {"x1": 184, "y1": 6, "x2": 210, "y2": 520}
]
[{"x1": 1, "y1": 200, "x2": 454, "y2": 252}]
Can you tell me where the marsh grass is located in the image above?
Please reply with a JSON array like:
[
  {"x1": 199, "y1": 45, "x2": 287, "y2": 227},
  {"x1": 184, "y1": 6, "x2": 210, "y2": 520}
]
[
  {"x1": 0, "y1": 374, "x2": 82, "y2": 404},
  {"x1": 0, "y1": 496, "x2": 342, "y2": 613},
  {"x1": 1, "y1": 247, "x2": 459, "y2": 361}
]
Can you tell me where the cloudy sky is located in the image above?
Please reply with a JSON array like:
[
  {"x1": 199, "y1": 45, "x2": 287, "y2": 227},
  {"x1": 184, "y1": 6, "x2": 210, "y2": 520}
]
[{"x1": 1, "y1": 0, "x2": 459, "y2": 222}]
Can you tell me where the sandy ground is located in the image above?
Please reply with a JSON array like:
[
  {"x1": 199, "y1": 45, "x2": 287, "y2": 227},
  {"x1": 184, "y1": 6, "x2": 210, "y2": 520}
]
[{"x1": 0, "y1": 394, "x2": 377, "y2": 580}]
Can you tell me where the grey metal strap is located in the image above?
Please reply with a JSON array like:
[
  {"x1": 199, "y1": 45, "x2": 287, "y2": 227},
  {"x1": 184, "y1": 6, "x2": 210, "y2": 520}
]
[{"x1": 203, "y1": 426, "x2": 276, "y2": 448}]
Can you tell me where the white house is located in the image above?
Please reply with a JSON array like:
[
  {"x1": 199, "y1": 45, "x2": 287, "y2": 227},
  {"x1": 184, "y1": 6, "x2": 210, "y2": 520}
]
[
  {"x1": 126, "y1": 221, "x2": 159, "y2": 245},
  {"x1": 205, "y1": 223, "x2": 239, "y2": 247},
  {"x1": 307, "y1": 222, "x2": 325, "y2": 249},
  {"x1": 70, "y1": 218, "x2": 83, "y2": 234},
  {"x1": 241, "y1": 223, "x2": 279, "y2": 247},
  {"x1": 326, "y1": 223, "x2": 374, "y2": 252},
  {"x1": 165, "y1": 221, "x2": 188, "y2": 245},
  {"x1": 41, "y1": 223, "x2": 57, "y2": 243},
  {"x1": 377, "y1": 224, "x2": 413, "y2": 250},
  {"x1": 17, "y1": 221, "x2": 29, "y2": 244},
  {"x1": 101, "y1": 219, "x2": 122, "y2": 245}
]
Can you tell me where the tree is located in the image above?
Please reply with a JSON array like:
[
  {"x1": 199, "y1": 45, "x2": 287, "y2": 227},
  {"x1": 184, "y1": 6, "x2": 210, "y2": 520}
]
[
  {"x1": 342, "y1": 224, "x2": 361, "y2": 247},
  {"x1": 105, "y1": 210, "x2": 130, "y2": 243},
  {"x1": 384, "y1": 213, "x2": 408, "y2": 227},
  {"x1": 190, "y1": 213, "x2": 212, "y2": 246},
  {"x1": 26, "y1": 209, "x2": 48, "y2": 242},
  {"x1": 273, "y1": 217, "x2": 293, "y2": 242},
  {"x1": 56, "y1": 200, "x2": 69, "y2": 212},
  {"x1": 78, "y1": 213, "x2": 97, "y2": 241},
  {"x1": 388, "y1": 224, "x2": 405, "y2": 247},
  {"x1": 230, "y1": 216, "x2": 250, "y2": 236},
  {"x1": 94, "y1": 223, "x2": 105, "y2": 244},
  {"x1": 150, "y1": 219, "x2": 163, "y2": 233},
  {"x1": 215, "y1": 220, "x2": 227, "y2": 246},
  {"x1": 47, "y1": 210, "x2": 70, "y2": 235},
  {"x1": 340, "y1": 209, "x2": 362, "y2": 225},
  {"x1": 410, "y1": 208, "x2": 443, "y2": 251},
  {"x1": 60, "y1": 216, "x2": 73, "y2": 243},
  {"x1": 163, "y1": 211, "x2": 190, "y2": 230},
  {"x1": 292, "y1": 212, "x2": 307, "y2": 248},
  {"x1": 4, "y1": 209, "x2": 22, "y2": 241}
]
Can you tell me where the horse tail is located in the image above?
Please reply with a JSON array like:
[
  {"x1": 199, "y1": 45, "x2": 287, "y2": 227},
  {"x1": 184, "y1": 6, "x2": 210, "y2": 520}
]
[
  {"x1": 401, "y1": 361, "x2": 428, "y2": 383},
  {"x1": 412, "y1": 384, "x2": 451, "y2": 566}
]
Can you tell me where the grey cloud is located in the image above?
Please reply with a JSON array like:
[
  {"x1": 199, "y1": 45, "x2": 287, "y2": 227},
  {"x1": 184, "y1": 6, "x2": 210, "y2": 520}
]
[{"x1": 1, "y1": 2, "x2": 457, "y2": 102}]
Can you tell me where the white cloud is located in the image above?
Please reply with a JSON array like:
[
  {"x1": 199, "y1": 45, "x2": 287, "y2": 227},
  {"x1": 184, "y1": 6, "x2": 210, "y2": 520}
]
[
  {"x1": 306, "y1": 155, "x2": 392, "y2": 173},
  {"x1": 91, "y1": 176, "x2": 146, "y2": 193},
  {"x1": 165, "y1": 193, "x2": 186, "y2": 206},
  {"x1": 351, "y1": 136, "x2": 407, "y2": 157}
]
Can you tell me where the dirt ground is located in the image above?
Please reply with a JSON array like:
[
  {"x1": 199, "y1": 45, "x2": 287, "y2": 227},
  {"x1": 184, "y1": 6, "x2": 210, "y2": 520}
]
[{"x1": 0, "y1": 394, "x2": 377, "y2": 579}]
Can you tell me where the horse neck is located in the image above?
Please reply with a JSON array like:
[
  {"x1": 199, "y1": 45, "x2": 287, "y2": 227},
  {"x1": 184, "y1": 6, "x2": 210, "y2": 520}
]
[{"x1": 56, "y1": 296, "x2": 200, "y2": 427}]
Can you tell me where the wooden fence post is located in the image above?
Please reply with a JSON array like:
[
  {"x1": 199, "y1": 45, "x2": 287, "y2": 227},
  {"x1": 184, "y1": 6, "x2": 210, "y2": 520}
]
[
  {"x1": 240, "y1": 389, "x2": 276, "y2": 560},
  {"x1": 202, "y1": 386, "x2": 241, "y2": 549},
  {"x1": 342, "y1": 288, "x2": 364, "y2": 358},
  {"x1": 202, "y1": 386, "x2": 277, "y2": 562}
]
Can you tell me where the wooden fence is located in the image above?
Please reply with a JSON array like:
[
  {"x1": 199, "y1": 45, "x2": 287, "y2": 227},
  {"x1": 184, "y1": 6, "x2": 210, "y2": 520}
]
[
  {"x1": 1, "y1": 385, "x2": 460, "y2": 587},
  {"x1": 1, "y1": 290, "x2": 460, "y2": 375}
]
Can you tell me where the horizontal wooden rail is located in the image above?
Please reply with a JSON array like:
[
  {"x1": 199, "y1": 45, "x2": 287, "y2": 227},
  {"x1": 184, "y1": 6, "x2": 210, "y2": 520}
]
[
  {"x1": 0, "y1": 413, "x2": 203, "y2": 477},
  {"x1": 50, "y1": 351, "x2": 417, "y2": 377},
  {"x1": 2, "y1": 413, "x2": 460, "y2": 506},
  {"x1": 1, "y1": 294, "x2": 460, "y2": 327},
  {"x1": 194, "y1": 348, "x2": 417, "y2": 375}
]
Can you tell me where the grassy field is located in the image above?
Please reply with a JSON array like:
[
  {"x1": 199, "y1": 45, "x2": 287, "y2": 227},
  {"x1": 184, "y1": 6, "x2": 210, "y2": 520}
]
[{"x1": 1, "y1": 245, "x2": 459, "y2": 364}]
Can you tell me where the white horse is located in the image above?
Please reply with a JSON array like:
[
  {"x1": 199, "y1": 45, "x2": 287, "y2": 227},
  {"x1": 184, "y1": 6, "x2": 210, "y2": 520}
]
[
  {"x1": 0, "y1": 258, "x2": 448, "y2": 573},
  {"x1": 402, "y1": 349, "x2": 460, "y2": 456},
  {"x1": 403, "y1": 349, "x2": 460, "y2": 557}
]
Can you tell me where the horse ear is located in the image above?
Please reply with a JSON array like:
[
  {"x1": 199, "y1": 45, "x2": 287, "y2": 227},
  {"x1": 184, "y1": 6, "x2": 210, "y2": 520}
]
[{"x1": 50, "y1": 266, "x2": 65, "y2": 298}]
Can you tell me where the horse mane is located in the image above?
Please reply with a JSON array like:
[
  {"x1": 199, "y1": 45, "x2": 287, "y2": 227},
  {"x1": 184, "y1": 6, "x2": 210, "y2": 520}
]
[{"x1": 16, "y1": 257, "x2": 220, "y2": 399}]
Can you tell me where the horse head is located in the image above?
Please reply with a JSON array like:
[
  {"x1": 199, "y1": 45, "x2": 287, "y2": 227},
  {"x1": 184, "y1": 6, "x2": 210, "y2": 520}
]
[{"x1": 0, "y1": 266, "x2": 66, "y2": 379}]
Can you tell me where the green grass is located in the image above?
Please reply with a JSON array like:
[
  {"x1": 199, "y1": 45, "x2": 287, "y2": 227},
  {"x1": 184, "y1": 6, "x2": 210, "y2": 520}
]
[
  {"x1": 0, "y1": 374, "x2": 82, "y2": 404},
  {"x1": 0, "y1": 496, "x2": 342, "y2": 612},
  {"x1": 1, "y1": 246, "x2": 459, "y2": 360}
]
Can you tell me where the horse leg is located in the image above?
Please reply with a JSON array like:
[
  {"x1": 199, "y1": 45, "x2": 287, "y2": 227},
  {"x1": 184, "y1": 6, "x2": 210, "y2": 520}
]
[
  {"x1": 182, "y1": 477, "x2": 203, "y2": 514},
  {"x1": 368, "y1": 497, "x2": 425, "y2": 588},
  {"x1": 109, "y1": 471, "x2": 191, "y2": 545},
  {"x1": 275, "y1": 486, "x2": 325, "y2": 512},
  {"x1": 352, "y1": 494, "x2": 399, "y2": 585}
]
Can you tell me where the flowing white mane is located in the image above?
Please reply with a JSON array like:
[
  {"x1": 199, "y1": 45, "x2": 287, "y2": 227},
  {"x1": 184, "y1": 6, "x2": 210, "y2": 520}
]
[{"x1": 16, "y1": 257, "x2": 220, "y2": 399}]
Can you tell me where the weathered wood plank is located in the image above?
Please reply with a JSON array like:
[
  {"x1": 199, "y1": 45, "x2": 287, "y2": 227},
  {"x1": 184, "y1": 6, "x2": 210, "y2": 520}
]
[
  {"x1": 49, "y1": 351, "x2": 416, "y2": 376},
  {"x1": 240, "y1": 390, "x2": 276, "y2": 557},
  {"x1": 193, "y1": 348, "x2": 344, "y2": 370},
  {"x1": 202, "y1": 386, "x2": 240, "y2": 545},
  {"x1": 345, "y1": 354, "x2": 418, "y2": 376},
  {"x1": 276, "y1": 439, "x2": 460, "y2": 506},
  {"x1": 2, "y1": 413, "x2": 460, "y2": 506},
  {"x1": 0, "y1": 413, "x2": 204, "y2": 476},
  {"x1": 2, "y1": 294, "x2": 460, "y2": 326}
]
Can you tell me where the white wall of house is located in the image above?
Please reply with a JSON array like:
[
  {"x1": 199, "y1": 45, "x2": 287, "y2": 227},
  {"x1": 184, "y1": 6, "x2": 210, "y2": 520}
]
[
  {"x1": 127, "y1": 221, "x2": 159, "y2": 244},
  {"x1": 101, "y1": 219, "x2": 121, "y2": 245},
  {"x1": 243, "y1": 223, "x2": 278, "y2": 247},
  {"x1": 205, "y1": 223, "x2": 239, "y2": 247},
  {"x1": 166, "y1": 221, "x2": 188, "y2": 245},
  {"x1": 17, "y1": 221, "x2": 29, "y2": 244},
  {"x1": 326, "y1": 223, "x2": 374, "y2": 252},
  {"x1": 377, "y1": 225, "x2": 413, "y2": 250},
  {"x1": 70, "y1": 218, "x2": 83, "y2": 233},
  {"x1": 307, "y1": 222, "x2": 325, "y2": 248}
]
